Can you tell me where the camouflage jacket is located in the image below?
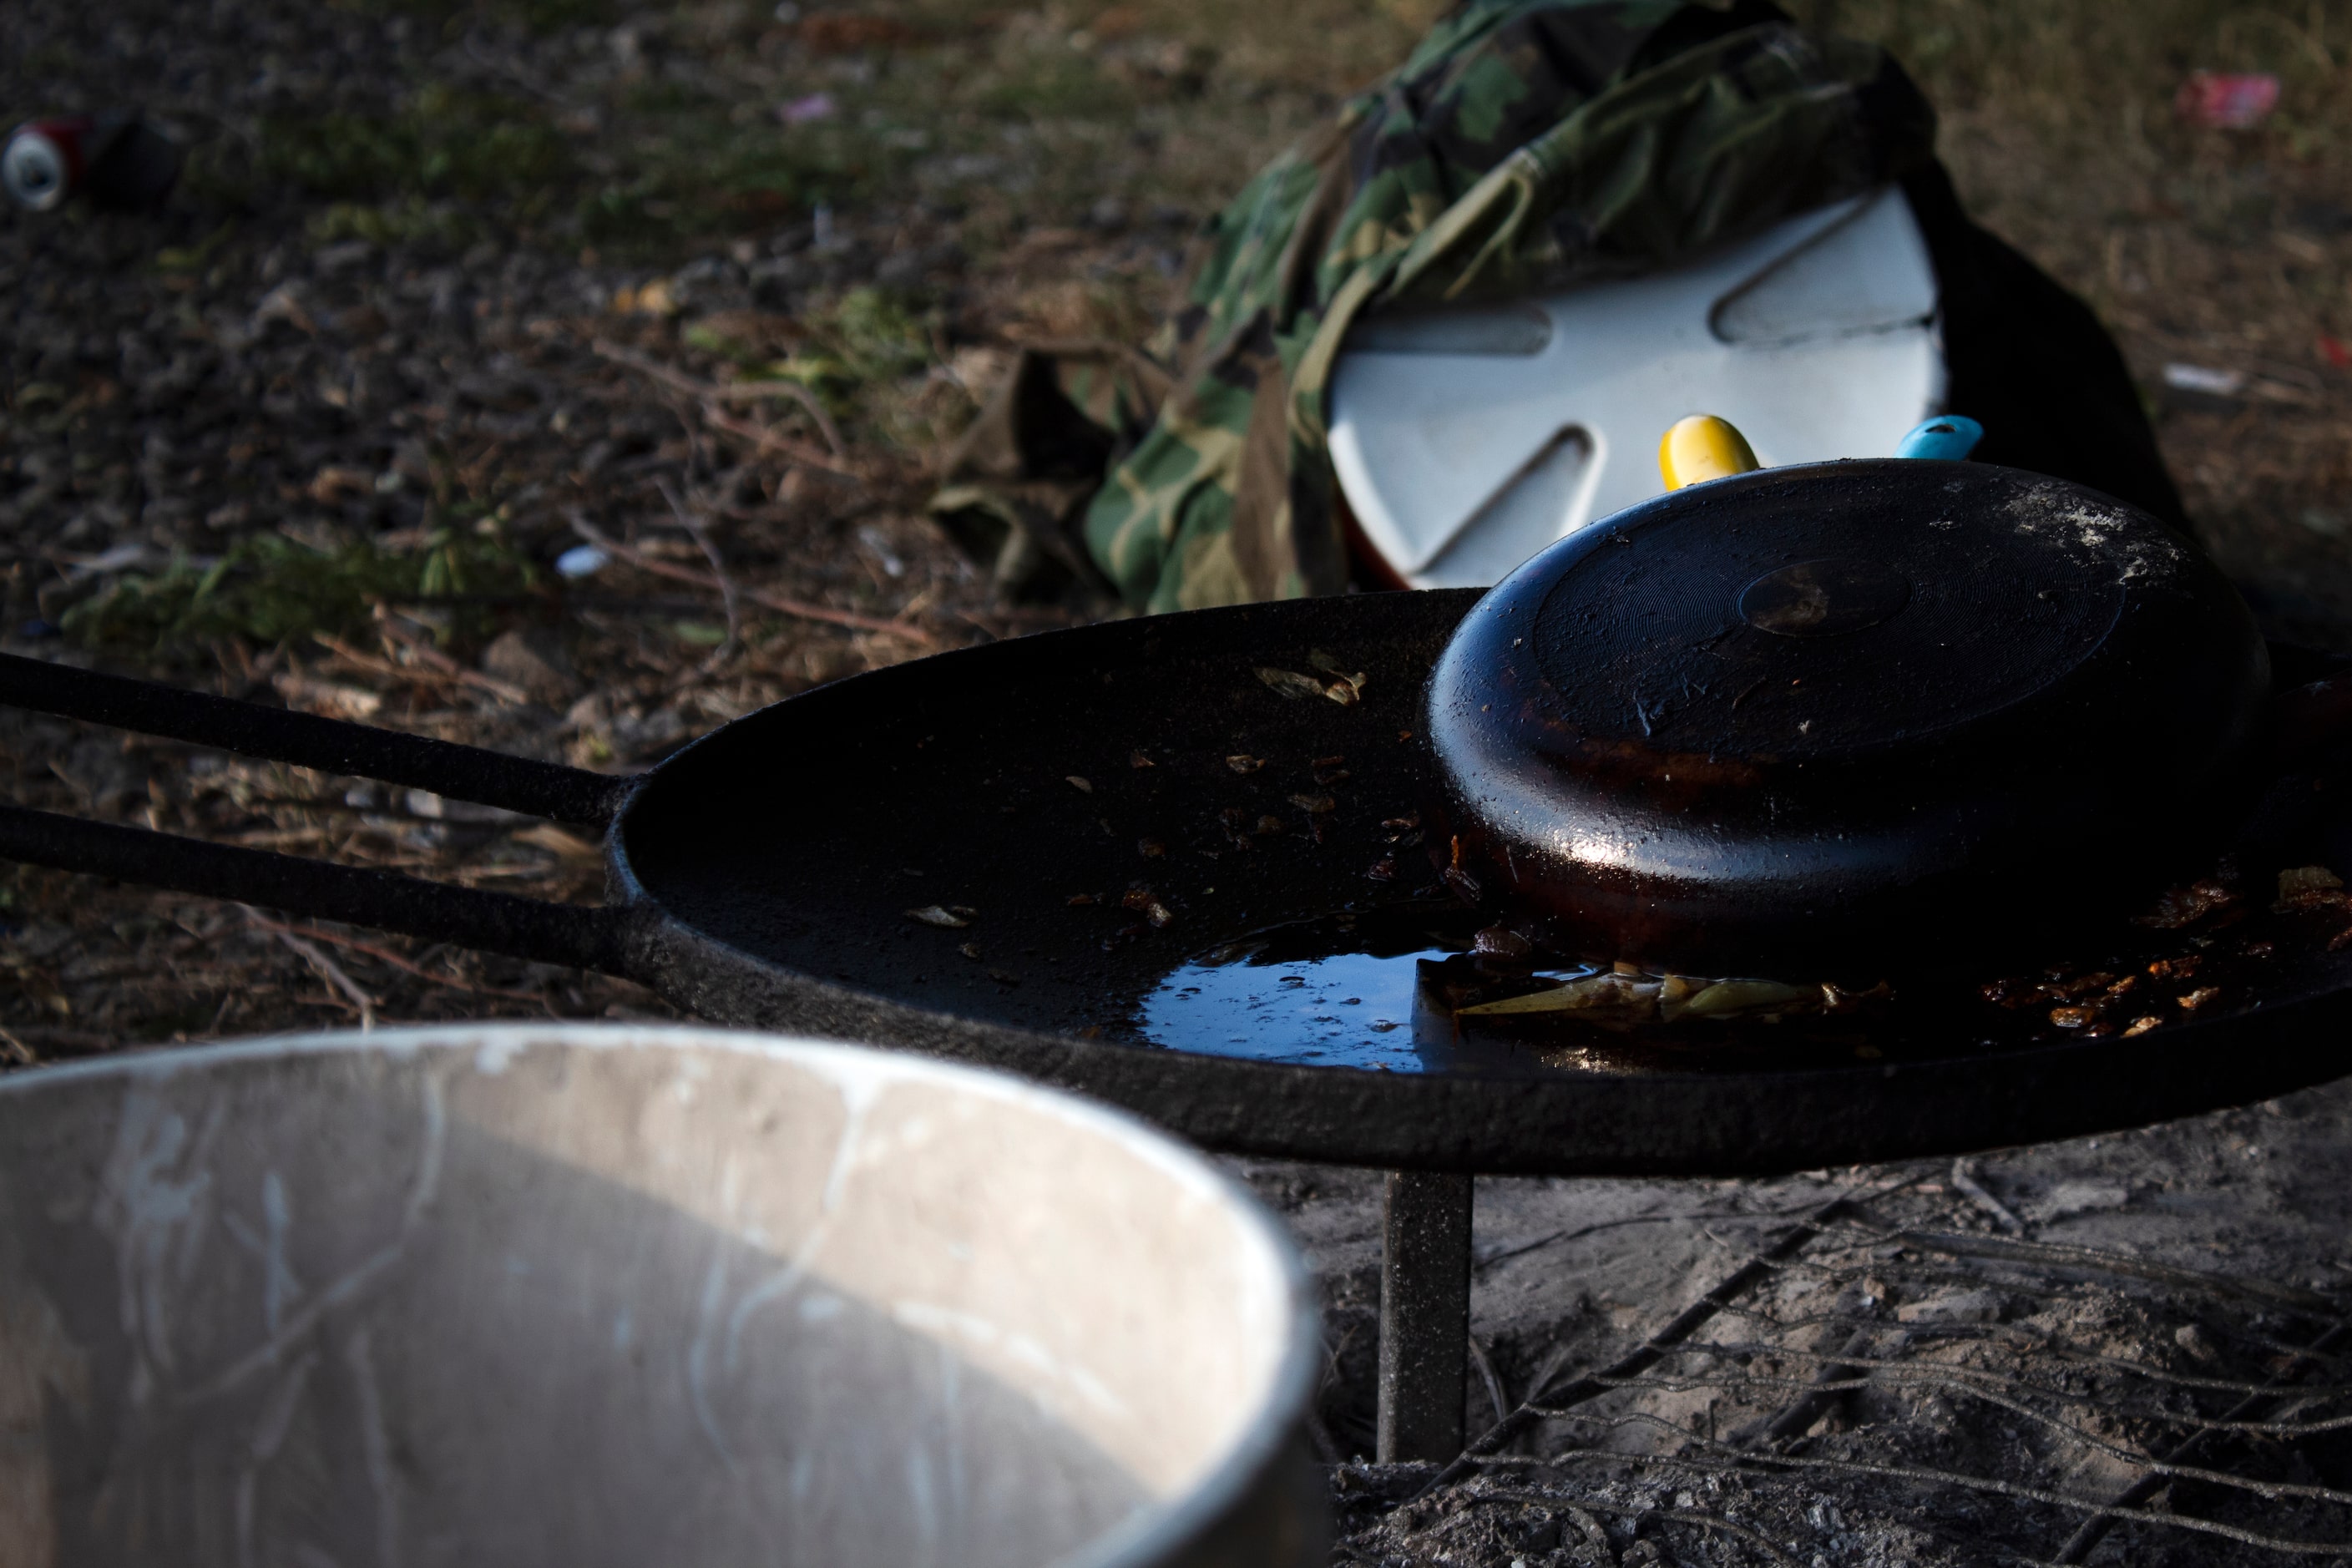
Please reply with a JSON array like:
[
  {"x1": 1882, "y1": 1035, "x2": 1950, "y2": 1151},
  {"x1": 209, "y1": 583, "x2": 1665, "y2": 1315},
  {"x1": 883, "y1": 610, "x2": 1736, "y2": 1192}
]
[{"x1": 933, "y1": 0, "x2": 1937, "y2": 613}]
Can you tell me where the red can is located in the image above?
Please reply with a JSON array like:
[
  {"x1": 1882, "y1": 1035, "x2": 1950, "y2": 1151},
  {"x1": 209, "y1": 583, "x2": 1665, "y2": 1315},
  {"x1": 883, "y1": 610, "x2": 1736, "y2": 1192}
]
[{"x1": 3, "y1": 113, "x2": 180, "y2": 213}]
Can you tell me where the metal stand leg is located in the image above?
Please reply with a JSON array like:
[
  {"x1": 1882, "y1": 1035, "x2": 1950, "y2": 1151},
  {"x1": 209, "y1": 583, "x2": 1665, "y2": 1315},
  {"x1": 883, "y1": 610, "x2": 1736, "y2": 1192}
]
[{"x1": 1377, "y1": 1169, "x2": 1474, "y2": 1464}]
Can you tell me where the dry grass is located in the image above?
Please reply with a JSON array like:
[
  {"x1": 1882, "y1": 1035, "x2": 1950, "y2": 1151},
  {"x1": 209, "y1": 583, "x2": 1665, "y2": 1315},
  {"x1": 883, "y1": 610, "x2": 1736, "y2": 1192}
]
[{"x1": 1820, "y1": 0, "x2": 2352, "y2": 642}]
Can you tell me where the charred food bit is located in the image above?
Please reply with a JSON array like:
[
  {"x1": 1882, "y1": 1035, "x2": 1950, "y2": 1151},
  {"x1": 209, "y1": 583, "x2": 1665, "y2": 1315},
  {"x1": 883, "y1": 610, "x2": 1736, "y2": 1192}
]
[
  {"x1": 2278, "y1": 864, "x2": 2344, "y2": 903},
  {"x1": 1442, "y1": 836, "x2": 1482, "y2": 902},
  {"x1": 1066, "y1": 893, "x2": 1096, "y2": 907},
  {"x1": 1066, "y1": 775, "x2": 1093, "y2": 793},
  {"x1": 1226, "y1": 755, "x2": 1266, "y2": 774},
  {"x1": 1138, "y1": 837, "x2": 1166, "y2": 858},
  {"x1": 1257, "y1": 656, "x2": 1366, "y2": 706},
  {"x1": 1255, "y1": 814, "x2": 1286, "y2": 836},
  {"x1": 1289, "y1": 793, "x2": 1338, "y2": 815},
  {"x1": 959, "y1": 943, "x2": 981, "y2": 959},
  {"x1": 2135, "y1": 879, "x2": 2241, "y2": 928},
  {"x1": 2123, "y1": 1015, "x2": 2164, "y2": 1037},
  {"x1": 1308, "y1": 650, "x2": 1369, "y2": 702},
  {"x1": 1820, "y1": 981, "x2": 1894, "y2": 1014},
  {"x1": 1473, "y1": 925, "x2": 1533, "y2": 959},
  {"x1": 1129, "y1": 750, "x2": 1156, "y2": 769},
  {"x1": 1121, "y1": 887, "x2": 1174, "y2": 928},
  {"x1": 1257, "y1": 667, "x2": 1337, "y2": 701},
  {"x1": 908, "y1": 905, "x2": 970, "y2": 928},
  {"x1": 2274, "y1": 865, "x2": 2351, "y2": 933},
  {"x1": 2177, "y1": 986, "x2": 2223, "y2": 1010}
]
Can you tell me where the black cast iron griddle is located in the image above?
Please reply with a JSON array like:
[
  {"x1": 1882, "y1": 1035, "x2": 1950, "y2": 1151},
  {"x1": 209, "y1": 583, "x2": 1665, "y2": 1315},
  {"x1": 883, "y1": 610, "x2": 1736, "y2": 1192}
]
[{"x1": 6, "y1": 590, "x2": 2352, "y2": 1177}]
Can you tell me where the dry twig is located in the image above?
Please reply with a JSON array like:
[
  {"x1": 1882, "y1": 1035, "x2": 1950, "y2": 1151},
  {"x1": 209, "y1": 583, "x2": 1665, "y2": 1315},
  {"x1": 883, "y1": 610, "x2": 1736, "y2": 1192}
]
[
  {"x1": 1950, "y1": 1157, "x2": 2026, "y2": 1233},
  {"x1": 313, "y1": 630, "x2": 534, "y2": 706},
  {"x1": 564, "y1": 510, "x2": 936, "y2": 645},
  {"x1": 589, "y1": 337, "x2": 852, "y2": 469},
  {"x1": 1416, "y1": 1196, "x2": 1859, "y2": 1498},
  {"x1": 241, "y1": 913, "x2": 553, "y2": 1007},
  {"x1": 250, "y1": 908, "x2": 376, "y2": 1029},
  {"x1": 659, "y1": 477, "x2": 741, "y2": 659}
]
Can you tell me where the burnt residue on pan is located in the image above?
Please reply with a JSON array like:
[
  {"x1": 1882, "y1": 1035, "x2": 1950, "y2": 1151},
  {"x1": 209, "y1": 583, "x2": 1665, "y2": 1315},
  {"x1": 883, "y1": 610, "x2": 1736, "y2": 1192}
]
[{"x1": 1124, "y1": 844, "x2": 2352, "y2": 1077}]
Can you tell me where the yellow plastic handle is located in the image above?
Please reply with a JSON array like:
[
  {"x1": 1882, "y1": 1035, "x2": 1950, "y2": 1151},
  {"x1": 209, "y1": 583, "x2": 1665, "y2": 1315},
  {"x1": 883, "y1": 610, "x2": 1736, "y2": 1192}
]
[{"x1": 1658, "y1": 415, "x2": 1761, "y2": 491}]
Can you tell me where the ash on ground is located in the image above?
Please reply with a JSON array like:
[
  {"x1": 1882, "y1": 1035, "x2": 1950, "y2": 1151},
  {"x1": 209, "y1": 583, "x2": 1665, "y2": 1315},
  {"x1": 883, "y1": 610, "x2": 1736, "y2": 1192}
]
[{"x1": 1239, "y1": 1079, "x2": 2352, "y2": 1565}]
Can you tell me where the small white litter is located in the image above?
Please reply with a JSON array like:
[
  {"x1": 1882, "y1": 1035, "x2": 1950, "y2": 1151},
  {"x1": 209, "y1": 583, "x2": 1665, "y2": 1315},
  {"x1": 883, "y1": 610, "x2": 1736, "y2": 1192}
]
[
  {"x1": 2162, "y1": 362, "x2": 2247, "y2": 397},
  {"x1": 554, "y1": 544, "x2": 611, "y2": 580}
]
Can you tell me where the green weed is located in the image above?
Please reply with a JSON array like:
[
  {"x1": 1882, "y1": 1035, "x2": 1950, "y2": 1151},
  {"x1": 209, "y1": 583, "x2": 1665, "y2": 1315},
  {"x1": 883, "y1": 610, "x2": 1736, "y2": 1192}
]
[
  {"x1": 64, "y1": 531, "x2": 539, "y2": 657},
  {"x1": 723, "y1": 285, "x2": 939, "y2": 439},
  {"x1": 260, "y1": 86, "x2": 571, "y2": 205},
  {"x1": 576, "y1": 124, "x2": 872, "y2": 251},
  {"x1": 306, "y1": 196, "x2": 477, "y2": 250},
  {"x1": 967, "y1": 46, "x2": 1136, "y2": 123}
]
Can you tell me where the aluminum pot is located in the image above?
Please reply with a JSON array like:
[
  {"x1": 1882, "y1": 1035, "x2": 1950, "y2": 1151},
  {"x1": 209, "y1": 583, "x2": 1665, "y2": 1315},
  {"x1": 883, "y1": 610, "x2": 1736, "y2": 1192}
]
[{"x1": 0, "y1": 1025, "x2": 1325, "y2": 1568}]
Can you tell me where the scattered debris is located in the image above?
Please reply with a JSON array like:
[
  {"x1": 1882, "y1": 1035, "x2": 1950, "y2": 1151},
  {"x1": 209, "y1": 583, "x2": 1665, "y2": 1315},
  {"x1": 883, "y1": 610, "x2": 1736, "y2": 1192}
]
[
  {"x1": 479, "y1": 625, "x2": 577, "y2": 706},
  {"x1": 2135, "y1": 878, "x2": 2241, "y2": 928},
  {"x1": 2164, "y1": 362, "x2": 2247, "y2": 397},
  {"x1": 554, "y1": 544, "x2": 611, "y2": 580},
  {"x1": 3, "y1": 112, "x2": 181, "y2": 212},
  {"x1": 777, "y1": 93, "x2": 837, "y2": 125},
  {"x1": 2176, "y1": 71, "x2": 2281, "y2": 130},
  {"x1": 1950, "y1": 1156, "x2": 2024, "y2": 1233}
]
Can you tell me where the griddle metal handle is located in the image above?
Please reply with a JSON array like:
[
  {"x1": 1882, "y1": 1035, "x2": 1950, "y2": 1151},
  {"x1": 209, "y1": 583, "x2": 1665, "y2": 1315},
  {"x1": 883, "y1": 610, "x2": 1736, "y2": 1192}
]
[
  {"x1": 0, "y1": 651, "x2": 635, "y2": 826},
  {"x1": 0, "y1": 804, "x2": 633, "y2": 974}
]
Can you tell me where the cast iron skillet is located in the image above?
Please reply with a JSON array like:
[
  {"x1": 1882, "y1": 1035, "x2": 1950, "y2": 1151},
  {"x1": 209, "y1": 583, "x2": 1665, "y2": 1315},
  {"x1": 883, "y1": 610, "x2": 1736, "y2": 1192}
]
[
  {"x1": 5, "y1": 588, "x2": 2352, "y2": 1177},
  {"x1": 1424, "y1": 462, "x2": 2269, "y2": 976}
]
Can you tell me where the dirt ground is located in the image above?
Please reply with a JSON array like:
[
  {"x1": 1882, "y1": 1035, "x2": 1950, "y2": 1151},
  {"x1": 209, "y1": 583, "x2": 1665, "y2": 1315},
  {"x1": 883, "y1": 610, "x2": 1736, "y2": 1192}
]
[
  {"x1": 1261, "y1": 1075, "x2": 2352, "y2": 1566},
  {"x1": 8, "y1": 1, "x2": 2352, "y2": 1562}
]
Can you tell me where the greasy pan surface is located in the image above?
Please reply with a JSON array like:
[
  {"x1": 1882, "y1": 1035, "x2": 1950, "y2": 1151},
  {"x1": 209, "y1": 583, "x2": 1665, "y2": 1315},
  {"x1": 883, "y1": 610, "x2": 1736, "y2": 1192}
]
[{"x1": 604, "y1": 590, "x2": 2352, "y2": 1175}]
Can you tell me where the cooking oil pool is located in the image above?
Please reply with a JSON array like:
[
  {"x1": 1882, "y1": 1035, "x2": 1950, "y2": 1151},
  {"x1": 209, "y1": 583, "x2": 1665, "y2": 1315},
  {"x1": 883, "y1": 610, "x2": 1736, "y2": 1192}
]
[
  {"x1": 1139, "y1": 941, "x2": 1447, "y2": 1069},
  {"x1": 1133, "y1": 903, "x2": 1577, "y2": 1075}
]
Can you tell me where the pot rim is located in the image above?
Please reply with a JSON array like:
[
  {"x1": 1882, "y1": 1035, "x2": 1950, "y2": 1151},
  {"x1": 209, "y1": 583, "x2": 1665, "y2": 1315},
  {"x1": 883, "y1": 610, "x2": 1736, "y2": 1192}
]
[{"x1": 0, "y1": 1023, "x2": 1324, "y2": 1568}]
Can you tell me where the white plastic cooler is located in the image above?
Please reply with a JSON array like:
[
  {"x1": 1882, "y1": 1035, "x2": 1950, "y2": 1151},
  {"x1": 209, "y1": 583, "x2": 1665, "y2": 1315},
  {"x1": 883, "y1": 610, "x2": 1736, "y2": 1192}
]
[{"x1": 1328, "y1": 188, "x2": 1945, "y2": 588}]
